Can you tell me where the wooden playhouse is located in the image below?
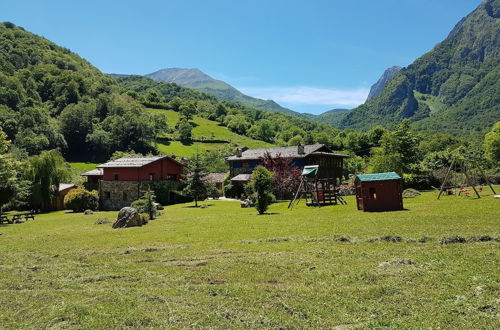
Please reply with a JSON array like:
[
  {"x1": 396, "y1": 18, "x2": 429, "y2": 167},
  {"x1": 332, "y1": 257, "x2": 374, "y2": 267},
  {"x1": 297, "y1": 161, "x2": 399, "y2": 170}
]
[{"x1": 355, "y1": 172, "x2": 403, "y2": 212}]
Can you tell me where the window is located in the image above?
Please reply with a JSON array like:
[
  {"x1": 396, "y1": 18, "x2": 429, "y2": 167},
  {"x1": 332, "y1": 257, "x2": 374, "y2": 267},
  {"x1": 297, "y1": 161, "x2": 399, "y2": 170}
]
[
  {"x1": 369, "y1": 187, "x2": 377, "y2": 200},
  {"x1": 123, "y1": 192, "x2": 127, "y2": 201},
  {"x1": 249, "y1": 161, "x2": 257, "y2": 168},
  {"x1": 114, "y1": 174, "x2": 119, "y2": 181},
  {"x1": 149, "y1": 173, "x2": 155, "y2": 181},
  {"x1": 104, "y1": 191, "x2": 111, "y2": 199},
  {"x1": 233, "y1": 162, "x2": 242, "y2": 168}
]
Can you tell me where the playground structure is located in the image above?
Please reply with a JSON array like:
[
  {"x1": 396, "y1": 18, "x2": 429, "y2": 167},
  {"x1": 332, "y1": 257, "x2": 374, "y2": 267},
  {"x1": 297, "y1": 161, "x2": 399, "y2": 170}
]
[
  {"x1": 288, "y1": 165, "x2": 346, "y2": 209},
  {"x1": 437, "y1": 155, "x2": 496, "y2": 199}
]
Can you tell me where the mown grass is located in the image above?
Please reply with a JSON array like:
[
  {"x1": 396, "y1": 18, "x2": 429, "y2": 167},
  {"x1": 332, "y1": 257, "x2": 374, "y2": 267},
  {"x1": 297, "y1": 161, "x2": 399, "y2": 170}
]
[
  {"x1": 148, "y1": 108, "x2": 274, "y2": 157},
  {"x1": 68, "y1": 162, "x2": 101, "y2": 173},
  {"x1": 0, "y1": 190, "x2": 498, "y2": 328}
]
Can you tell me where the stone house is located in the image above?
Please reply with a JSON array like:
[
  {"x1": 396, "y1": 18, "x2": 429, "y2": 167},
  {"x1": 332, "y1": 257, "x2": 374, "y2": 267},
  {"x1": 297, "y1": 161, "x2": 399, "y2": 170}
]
[{"x1": 83, "y1": 156, "x2": 184, "y2": 211}]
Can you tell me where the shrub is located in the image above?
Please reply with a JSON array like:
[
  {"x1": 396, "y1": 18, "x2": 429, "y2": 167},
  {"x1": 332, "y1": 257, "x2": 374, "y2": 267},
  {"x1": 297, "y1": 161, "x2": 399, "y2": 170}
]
[
  {"x1": 140, "y1": 213, "x2": 149, "y2": 224},
  {"x1": 64, "y1": 187, "x2": 98, "y2": 212},
  {"x1": 247, "y1": 166, "x2": 275, "y2": 215},
  {"x1": 131, "y1": 190, "x2": 157, "y2": 220},
  {"x1": 206, "y1": 182, "x2": 220, "y2": 199}
]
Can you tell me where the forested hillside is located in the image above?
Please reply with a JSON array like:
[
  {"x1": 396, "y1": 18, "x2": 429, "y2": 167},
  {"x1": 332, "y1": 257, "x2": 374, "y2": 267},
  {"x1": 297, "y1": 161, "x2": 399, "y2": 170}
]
[
  {"x1": 339, "y1": 0, "x2": 500, "y2": 135},
  {"x1": 0, "y1": 22, "x2": 163, "y2": 160}
]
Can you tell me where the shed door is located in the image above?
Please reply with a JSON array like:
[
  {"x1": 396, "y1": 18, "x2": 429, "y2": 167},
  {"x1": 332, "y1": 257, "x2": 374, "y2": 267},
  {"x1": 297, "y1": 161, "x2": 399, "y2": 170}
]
[{"x1": 355, "y1": 182, "x2": 363, "y2": 210}]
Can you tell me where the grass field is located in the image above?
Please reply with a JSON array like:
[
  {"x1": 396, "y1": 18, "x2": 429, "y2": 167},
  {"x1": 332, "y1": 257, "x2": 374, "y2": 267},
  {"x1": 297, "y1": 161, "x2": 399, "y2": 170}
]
[
  {"x1": 148, "y1": 108, "x2": 274, "y2": 157},
  {"x1": 0, "y1": 191, "x2": 498, "y2": 328}
]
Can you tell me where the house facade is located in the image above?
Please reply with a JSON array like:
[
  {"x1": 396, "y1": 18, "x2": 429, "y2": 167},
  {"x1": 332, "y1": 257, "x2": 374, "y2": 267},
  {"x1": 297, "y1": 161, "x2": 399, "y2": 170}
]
[
  {"x1": 82, "y1": 156, "x2": 184, "y2": 211},
  {"x1": 226, "y1": 144, "x2": 348, "y2": 184}
]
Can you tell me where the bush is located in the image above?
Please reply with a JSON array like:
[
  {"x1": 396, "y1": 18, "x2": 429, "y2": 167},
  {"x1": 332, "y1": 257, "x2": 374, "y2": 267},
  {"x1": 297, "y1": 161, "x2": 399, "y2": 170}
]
[
  {"x1": 206, "y1": 183, "x2": 220, "y2": 199},
  {"x1": 64, "y1": 187, "x2": 99, "y2": 212},
  {"x1": 140, "y1": 213, "x2": 149, "y2": 224},
  {"x1": 247, "y1": 166, "x2": 275, "y2": 215},
  {"x1": 131, "y1": 190, "x2": 157, "y2": 220}
]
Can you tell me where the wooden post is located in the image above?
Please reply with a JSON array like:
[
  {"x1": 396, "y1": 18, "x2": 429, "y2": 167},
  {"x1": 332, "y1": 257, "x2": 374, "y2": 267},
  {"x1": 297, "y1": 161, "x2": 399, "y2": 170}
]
[
  {"x1": 438, "y1": 158, "x2": 455, "y2": 200},
  {"x1": 463, "y1": 165, "x2": 480, "y2": 199},
  {"x1": 474, "y1": 161, "x2": 497, "y2": 195},
  {"x1": 288, "y1": 179, "x2": 303, "y2": 209}
]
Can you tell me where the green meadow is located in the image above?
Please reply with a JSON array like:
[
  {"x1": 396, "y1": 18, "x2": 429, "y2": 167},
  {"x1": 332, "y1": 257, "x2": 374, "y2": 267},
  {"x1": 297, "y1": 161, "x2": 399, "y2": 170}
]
[
  {"x1": 148, "y1": 108, "x2": 274, "y2": 157},
  {"x1": 0, "y1": 190, "x2": 498, "y2": 328}
]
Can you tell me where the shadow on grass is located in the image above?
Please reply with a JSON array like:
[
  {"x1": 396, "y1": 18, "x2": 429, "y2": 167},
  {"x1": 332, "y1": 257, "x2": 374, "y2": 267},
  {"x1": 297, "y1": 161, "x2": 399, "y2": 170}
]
[
  {"x1": 363, "y1": 208, "x2": 410, "y2": 213},
  {"x1": 182, "y1": 204, "x2": 216, "y2": 208},
  {"x1": 156, "y1": 138, "x2": 171, "y2": 146}
]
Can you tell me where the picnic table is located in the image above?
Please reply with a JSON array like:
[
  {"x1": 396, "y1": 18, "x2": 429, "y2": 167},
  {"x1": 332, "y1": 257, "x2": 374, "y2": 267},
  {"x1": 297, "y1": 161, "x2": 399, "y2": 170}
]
[
  {"x1": 0, "y1": 214, "x2": 10, "y2": 224},
  {"x1": 0, "y1": 211, "x2": 36, "y2": 224},
  {"x1": 11, "y1": 211, "x2": 36, "y2": 223}
]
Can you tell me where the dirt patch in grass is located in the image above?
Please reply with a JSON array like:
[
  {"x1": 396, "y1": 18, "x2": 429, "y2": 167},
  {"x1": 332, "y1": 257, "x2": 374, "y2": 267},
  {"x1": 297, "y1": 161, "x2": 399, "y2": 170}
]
[{"x1": 440, "y1": 236, "x2": 467, "y2": 244}]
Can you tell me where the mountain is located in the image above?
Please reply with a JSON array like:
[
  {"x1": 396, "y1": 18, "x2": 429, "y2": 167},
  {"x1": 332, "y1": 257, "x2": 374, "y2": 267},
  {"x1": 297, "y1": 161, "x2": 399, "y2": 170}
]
[
  {"x1": 302, "y1": 108, "x2": 351, "y2": 127},
  {"x1": 145, "y1": 68, "x2": 302, "y2": 117},
  {"x1": 339, "y1": 0, "x2": 500, "y2": 135},
  {"x1": 366, "y1": 66, "x2": 402, "y2": 101}
]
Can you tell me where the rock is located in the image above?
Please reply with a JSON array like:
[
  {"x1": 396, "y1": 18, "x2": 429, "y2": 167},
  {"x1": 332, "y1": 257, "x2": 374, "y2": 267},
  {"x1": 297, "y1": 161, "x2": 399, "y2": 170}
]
[
  {"x1": 475, "y1": 285, "x2": 487, "y2": 292},
  {"x1": 112, "y1": 207, "x2": 145, "y2": 229},
  {"x1": 84, "y1": 209, "x2": 94, "y2": 215},
  {"x1": 378, "y1": 261, "x2": 391, "y2": 268},
  {"x1": 403, "y1": 188, "x2": 421, "y2": 198}
]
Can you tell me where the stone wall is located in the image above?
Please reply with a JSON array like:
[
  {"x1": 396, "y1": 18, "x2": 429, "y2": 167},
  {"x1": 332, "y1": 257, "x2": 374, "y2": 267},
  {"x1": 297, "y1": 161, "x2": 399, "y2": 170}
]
[{"x1": 100, "y1": 181, "x2": 155, "y2": 211}]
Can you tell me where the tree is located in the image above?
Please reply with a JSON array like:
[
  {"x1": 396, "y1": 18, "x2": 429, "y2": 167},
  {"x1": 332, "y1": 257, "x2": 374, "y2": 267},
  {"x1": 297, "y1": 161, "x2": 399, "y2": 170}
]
[
  {"x1": 0, "y1": 127, "x2": 17, "y2": 213},
  {"x1": 260, "y1": 152, "x2": 301, "y2": 199},
  {"x1": 483, "y1": 121, "x2": 500, "y2": 163},
  {"x1": 248, "y1": 120, "x2": 275, "y2": 142},
  {"x1": 288, "y1": 135, "x2": 303, "y2": 146},
  {"x1": 369, "y1": 119, "x2": 419, "y2": 175},
  {"x1": 182, "y1": 153, "x2": 209, "y2": 207},
  {"x1": 59, "y1": 101, "x2": 96, "y2": 153},
  {"x1": 246, "y1": 166, "x2": 274, "y2": 214},
  {"x1": 178, "y1": 100, "x2": 196, "y2": 120},
  {"x1": 227, "y1": 114, "x2": 250, "y2": 135},
  {"x1": 151, "y1": 112, "x2": 168, "y2": 144},
  {"x1": 176, "y1": 118, "x2": 192, "y2": 141},
  {"x1": 29, "y1": 149, "x2": 71, "y2": 210}
]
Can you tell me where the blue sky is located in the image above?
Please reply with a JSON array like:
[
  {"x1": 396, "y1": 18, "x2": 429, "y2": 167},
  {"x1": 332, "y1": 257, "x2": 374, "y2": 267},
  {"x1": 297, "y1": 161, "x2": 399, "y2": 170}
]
[{"x1": 1, "y1": 0, "x2": 482, "y2": 114}]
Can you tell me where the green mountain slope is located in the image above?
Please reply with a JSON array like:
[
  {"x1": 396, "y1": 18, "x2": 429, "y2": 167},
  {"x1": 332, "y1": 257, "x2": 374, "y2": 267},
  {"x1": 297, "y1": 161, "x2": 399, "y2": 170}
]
[
  {"x1": 0, "y1": 22, "x2": 282, "y2": 162},
  {"x1": 148, "y1": 108, "x2": 273, "y2": 157},
  {"x1": 339, "y1": 0, "x2": 500, "y2": 134},
  {"x1": 145, "y1": 68, "x2": 303, "y2": 117},
  {"x1": 302, "y1": 108, "x2": 351, "y2": 127}
]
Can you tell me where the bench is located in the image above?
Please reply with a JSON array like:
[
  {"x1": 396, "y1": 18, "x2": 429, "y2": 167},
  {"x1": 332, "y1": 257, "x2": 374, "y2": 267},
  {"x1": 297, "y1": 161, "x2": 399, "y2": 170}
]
[{"x1": 11, "y1": 211, "x2": 36, "y2": 223}]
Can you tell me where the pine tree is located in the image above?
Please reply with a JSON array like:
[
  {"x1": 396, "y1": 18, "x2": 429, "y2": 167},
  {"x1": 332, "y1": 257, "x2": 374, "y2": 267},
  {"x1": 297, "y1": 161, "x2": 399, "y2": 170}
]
[{"x1": 182, "y1": 153, "x2": 208, "y2": 207}]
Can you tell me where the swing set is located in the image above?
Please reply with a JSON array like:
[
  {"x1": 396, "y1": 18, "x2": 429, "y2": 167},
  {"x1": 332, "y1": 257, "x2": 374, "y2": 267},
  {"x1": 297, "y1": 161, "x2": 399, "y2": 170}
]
[{"x1": 437, "y1": 155, "x2": 496, "y2": 200}]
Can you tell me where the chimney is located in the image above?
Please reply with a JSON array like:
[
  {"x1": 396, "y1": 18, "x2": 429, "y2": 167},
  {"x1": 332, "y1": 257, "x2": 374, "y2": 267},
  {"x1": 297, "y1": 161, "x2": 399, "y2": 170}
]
[
  {"x1": 298, "y1": 143, "x2": 305, "y2": 155},
  {"x1": 235, "y1": 146, "x2": 248, "y2": 158}
]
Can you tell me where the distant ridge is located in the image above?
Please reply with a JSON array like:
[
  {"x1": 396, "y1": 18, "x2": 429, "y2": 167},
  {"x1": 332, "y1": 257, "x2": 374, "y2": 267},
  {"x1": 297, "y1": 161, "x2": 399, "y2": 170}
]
[{"x1": 145, "y1": 68, "x2": 303, "y2": 117}]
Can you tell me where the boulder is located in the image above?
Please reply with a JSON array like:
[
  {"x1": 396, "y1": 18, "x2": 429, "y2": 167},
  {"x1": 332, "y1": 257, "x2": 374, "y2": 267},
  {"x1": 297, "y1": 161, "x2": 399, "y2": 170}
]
[{"x1": 112, "y1": 207, "x2": 145, "y2": 228}]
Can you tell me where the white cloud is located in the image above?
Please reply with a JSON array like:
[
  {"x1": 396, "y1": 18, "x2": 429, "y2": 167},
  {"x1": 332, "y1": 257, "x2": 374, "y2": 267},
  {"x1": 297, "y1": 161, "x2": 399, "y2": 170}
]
[{"x1": 238, "y1": 86, "x2": 369, "y2": 107}]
